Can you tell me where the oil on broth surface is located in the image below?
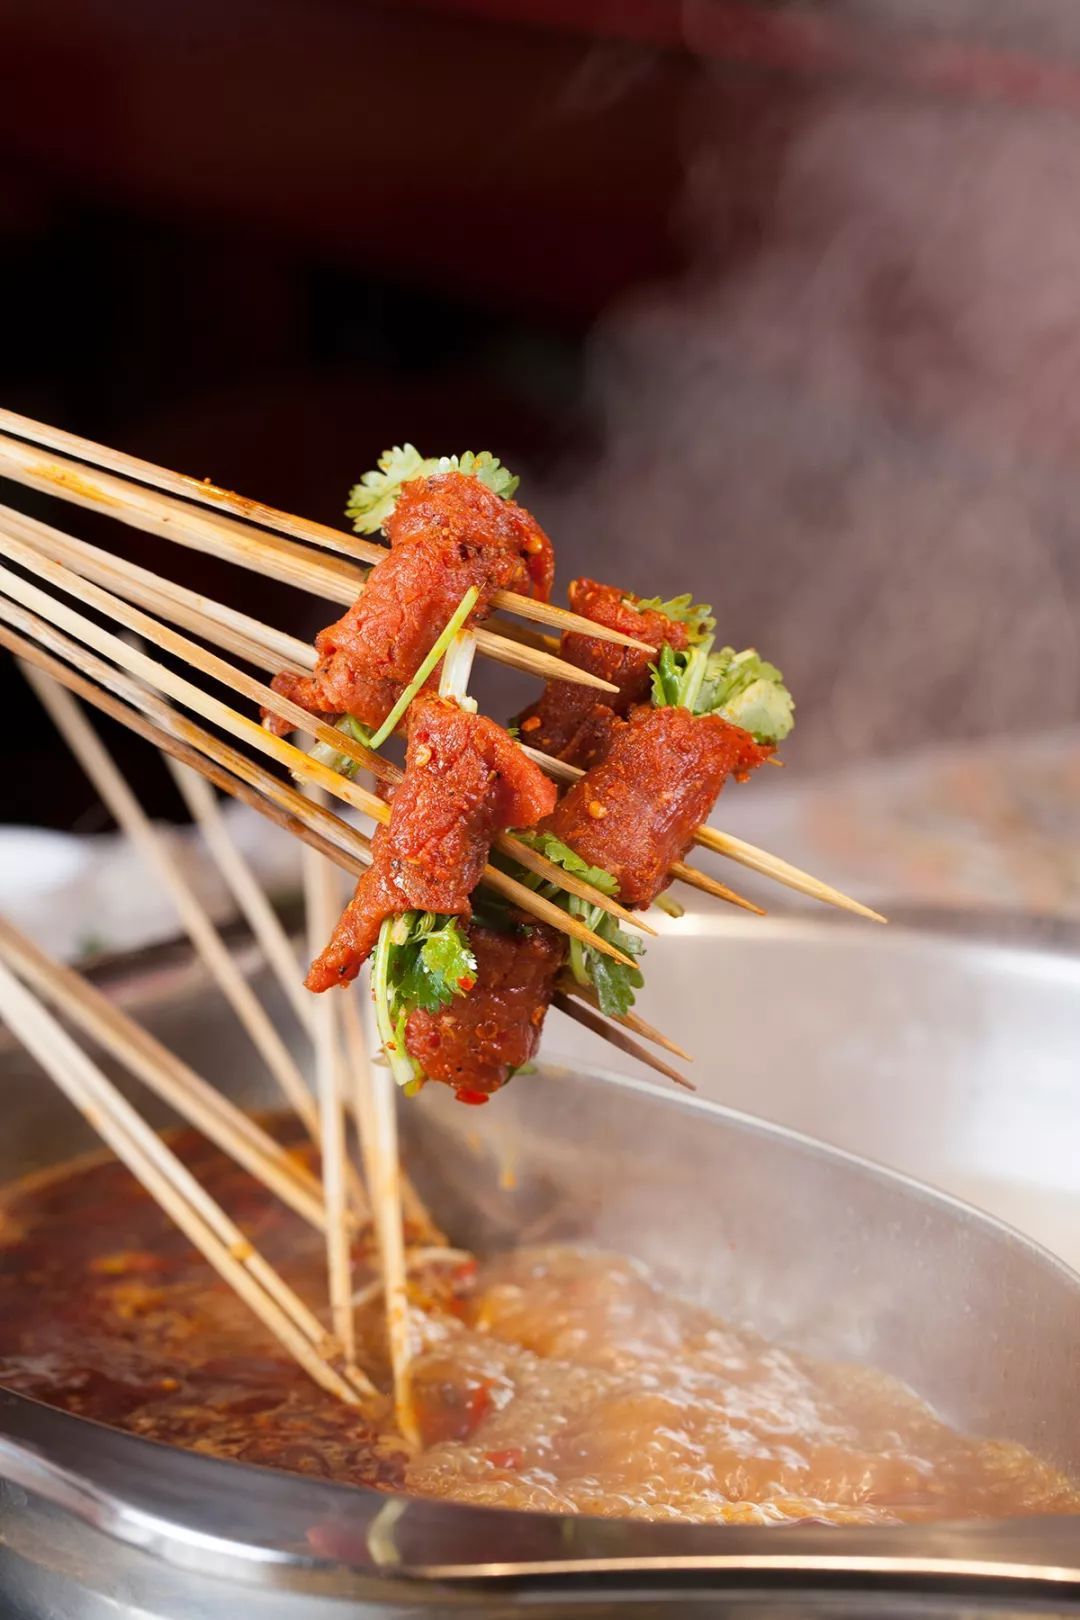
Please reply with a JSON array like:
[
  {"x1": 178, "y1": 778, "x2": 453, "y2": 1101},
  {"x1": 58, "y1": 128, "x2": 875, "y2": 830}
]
[{"x1": 1, "y1": 1125, "x2": 1076, "y2": 1526}]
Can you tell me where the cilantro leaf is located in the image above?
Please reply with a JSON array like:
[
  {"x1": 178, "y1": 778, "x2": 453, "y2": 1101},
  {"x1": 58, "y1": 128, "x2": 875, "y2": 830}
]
[
  {"x1": 631, "y1": 593, "x2": 715, "y2": 646},
  {"x1": 696, "y1": 647, "x2": 795, "y2": 743},
  {"x1": 648, "y1": 640, "x2": 795, "y2": 743},
  {"x1": 562, "y1": 895, "x2": 645, "y2": 1016},
  {"x1": 586, "y1": 913, "x2": 645, "y2": 1018},
  {"x1": 372, "y1": 912, "x2": 478, "y2": 1089},
  {"x1": 418, "y1": 919, "x2": 478, "y2": 1000},
  {"x1": 345, "y1": 445, "x2": 428, "y2": 535},
  {"x1": 504, "y1": 841, "x2": 646, "y2": 1016},
  {"x1": 435, "y1": 450, "x2": 519, "y2": 501},
  {"x1": 346, "y1": 445, "x2": 519, "y2": 535},
  {"x1": 515, "y1": 830, "x2": 619, "y2": 897},
  {"x1": 388, "y1": 913, "x2": 477, "y2": 1016}
]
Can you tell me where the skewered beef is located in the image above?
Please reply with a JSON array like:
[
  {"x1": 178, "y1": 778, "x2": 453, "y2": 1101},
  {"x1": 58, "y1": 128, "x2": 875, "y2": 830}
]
[
  {"x1": 540, "y1": 704, "x2": 769, "y2": 908},
  {"x1": 265, "y1": 473, "x2": 554, "y2": 735},
  {"x1": 306, "y1": 695, "x2": 556, "y2": 990},
  {"x1": 516, "y1": 580, "x2": 690, "y2": 767},
  {"x1": 405, "y1": 918, "x2": 564, "y2": 1103}
]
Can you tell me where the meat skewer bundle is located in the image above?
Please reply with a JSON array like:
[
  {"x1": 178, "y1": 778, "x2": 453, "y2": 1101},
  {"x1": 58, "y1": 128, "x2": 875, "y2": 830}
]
[
  {"x1": 271, "y1": 448, "x2": 800, "y2": 1102},
  {"x1": 0, "y1": 412, "x2": 882, "y2": 1108},
  {"x1": 268, "y1": 463, "x2": 554, "y2": 738}
]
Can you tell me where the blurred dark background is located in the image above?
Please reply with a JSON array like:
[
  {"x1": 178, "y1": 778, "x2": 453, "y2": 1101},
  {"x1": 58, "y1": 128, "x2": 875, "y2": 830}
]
[{"x1": 3, "y1": 0, "x2": 1080, "y2": 833}]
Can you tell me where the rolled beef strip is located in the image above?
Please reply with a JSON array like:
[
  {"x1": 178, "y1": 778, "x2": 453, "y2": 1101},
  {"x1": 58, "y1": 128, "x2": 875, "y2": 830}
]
[
  {"x1": 306, "y1": 694, "x2": 557, "y2": 991},
  {"x1": 265, "y1": 472, "x2": 554, "y2": 736},
  {"x1": 405, "y1": 917, "x2": 564, "y2": 1104},
  {"x1": 539, "y1": 704, "x2": 770, "y2": 909},
  {"x1": 516, "y1": 579, "x2": 690, "y2": 769}
]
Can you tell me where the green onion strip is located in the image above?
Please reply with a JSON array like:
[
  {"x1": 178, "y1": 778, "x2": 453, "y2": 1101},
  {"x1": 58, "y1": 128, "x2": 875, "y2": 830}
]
[
  {"x1": 368, "y1": 586, "x2": 479, "y2": 749},
  {"x1": 372, "y1": 915, "x2": 422, "y2": 1090}
]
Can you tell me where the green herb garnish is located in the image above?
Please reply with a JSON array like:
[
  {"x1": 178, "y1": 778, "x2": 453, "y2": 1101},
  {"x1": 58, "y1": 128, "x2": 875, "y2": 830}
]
[
  {"x1": 566, "y1": 900, "x2": 645, "y2": 1019},
  {"x1": 308, "y1": 714, "x2": 374, "y2": 780},
  {"x1": 629, "y1": 593, "x2": 715, "y2": 646},
  {"x1": 371, "y1": 911, "x2": 478, "y2": 1090},
  {"x1": 696, "y1": 646, "x2": 794, "y2": 742},
  {"x1": 506, "y1": 838, "x2": 644, "y2": 1017},
  {"x1": 367, "y1": 585, "x2": 479, "y2": 749},
  {"x1": 515, "y1": 830, "x2": 619, "y2": 897},
  {"x1": 346, "y1": 446, "x2": 519, "y2": 535},
  {"x1": 649, "y1": 641, "x2": 794, "y2": 744}
]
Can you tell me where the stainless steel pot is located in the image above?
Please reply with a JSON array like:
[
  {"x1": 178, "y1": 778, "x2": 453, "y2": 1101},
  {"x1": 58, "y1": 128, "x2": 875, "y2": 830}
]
[
  {"x1": 552, "y1": 909, "x2": 1080, "y2": 1270},
  {"x1": 1, "y1": 914, "x2": 1080, "y2": 1617}
]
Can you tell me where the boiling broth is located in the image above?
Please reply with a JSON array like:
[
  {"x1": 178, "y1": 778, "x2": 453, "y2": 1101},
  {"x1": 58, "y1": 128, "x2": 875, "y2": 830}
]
[{"x1": 1, "y1": 1124, "x2": 1077, "y2": 1527}]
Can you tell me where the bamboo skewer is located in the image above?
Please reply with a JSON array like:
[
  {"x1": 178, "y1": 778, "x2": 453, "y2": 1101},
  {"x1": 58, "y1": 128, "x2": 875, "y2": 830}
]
[
  {"x1": 21, "y1": 664, "x2": 324, "y2": 1143},
  {"x1": 21, "y1": 641, "x2": 370, "y2": 1221},
  {"x1": 10, "y1": 526, "x2": 648, "y2": 933},
  {"x1": 2, "y1": 618, "x2": 693, "y2": 1088},
  {"x1": 2, "y1": 523, "x2": 649, "y2": 940},
  {"x1": 555, "y1": 976, "x2": 695, "y2": 1064},
  {"x1": 496, "y1": 834, "x2": 655, "y2": 936},
  {"x1": 668, "y1": 861, "x2": 765, "y2": 916},
  {"x1": 552, "y1": 992, "x2": 694, "y2": 1091},
  {"x1": 0, "y1": 503, "x2": 311, "y2": 674},
  {"x1": 0, "y1": 607, "x2": 374, "y2": 879},
  {"x1": 0, "y1": 957, "x2": 376, "y2": 1403},
  {"x1": 0, "y1": 514, "x2": 647, "y2": 932},
  {"x1": 0, "y1": 409, "x2": 653, "y2": 654},
  {"x1": 5, "y1": 627, "x2": 436, "y2": 1252},
  {"x1": 0, "y1": 505, "x2": 654, "y2": 936},
  {"x1": 341, "y1": 992, "x2": 418, "y2": 1450},
  {"x1": 1, "y1": 504, "x2": 882, "y2": 925},
  {"x1": 0, "y1": 518, "x2": 394, "y2": 783},
  {"x1": 301, "y1": 812, "x2": 358, "y2": 1366},
  {"x1": 165, "y1": 758, "x2": 316, "y2": 1036},
  {"x1": 0, "y1": 553, "x2": 637, "y2": 971},
  {"x1": 692, "y1": 826, "x2": 887, "y2": 924},
  {"x1": 0, "y1": 917, "x2": 326, "y2": 1231},
  {"x1": 0, "y1": 435, "x2": 629, "y2": 693},
  {"x1": 0, "y1": 620, "x2": 693, "y2": 1094},
  {"x1": 351, "y1": 1249, "x2": 472, "y2": 1311}
]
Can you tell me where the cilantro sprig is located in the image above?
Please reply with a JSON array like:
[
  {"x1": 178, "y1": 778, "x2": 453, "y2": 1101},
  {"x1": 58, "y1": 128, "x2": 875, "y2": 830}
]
[
  {"x1": 506, "y1": 834, "x2": 644, "y2": 1018},
  {"x1": 629, "y1": 593, "x2": 716, "y2": 647},
  {"x1": 566, "y1": 901, "x2": 645, "y2": 1018},
  {"x1": 515, "y1": 830, "x2": 618, "y2": 897},
  {"x1": 696, "y1": 646, "x2": 794, "y2": 741},
  {"x1": 649, "y1": 641, "x2": 794, "y2": 744},
  {"x1": 371, "y1": 912, "x2": 477, "y2": 1091},
  {"x1": 346, "y1": 446, "x2": 520, "y2": 535}
]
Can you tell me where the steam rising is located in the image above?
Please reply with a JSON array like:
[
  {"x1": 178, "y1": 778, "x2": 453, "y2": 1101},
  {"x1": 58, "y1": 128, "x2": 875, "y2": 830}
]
[{"x1": 545, "y1": 57, "x2": 1080, "y2": 771}]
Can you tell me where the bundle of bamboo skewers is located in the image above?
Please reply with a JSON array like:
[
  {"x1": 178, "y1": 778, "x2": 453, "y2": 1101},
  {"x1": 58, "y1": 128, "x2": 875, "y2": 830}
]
[{"x1": 0, "y1": 408, "x2": 885, "y2": 1436}]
